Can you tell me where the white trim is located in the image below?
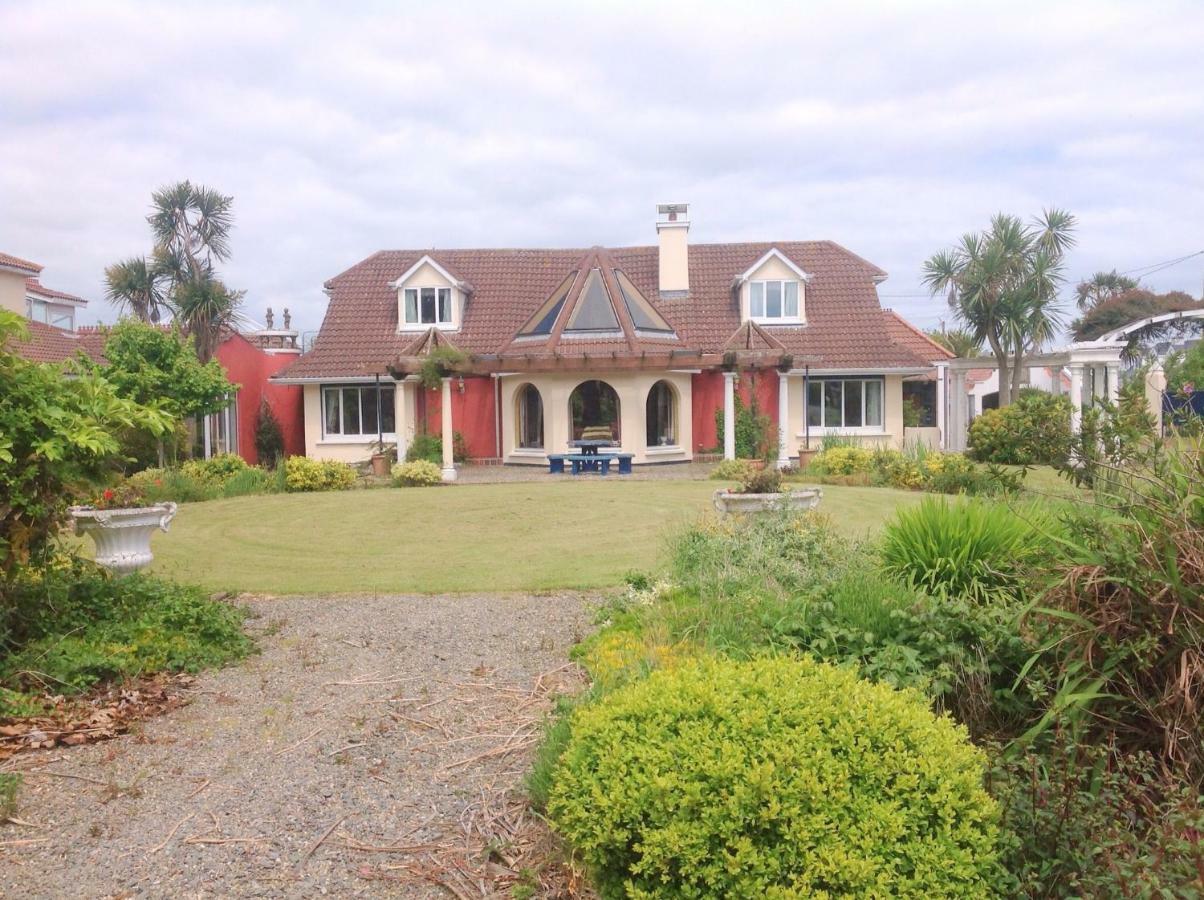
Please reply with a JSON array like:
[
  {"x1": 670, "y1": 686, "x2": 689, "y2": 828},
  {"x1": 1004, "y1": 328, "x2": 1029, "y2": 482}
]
[
  {"x1": 733, "y1": 247, "x2": 813, "y2": 285},
  {"x1": 791, "y1": 367, "x2": 927, "y2": 376},
  {"x1": 320, "y1": 383, "x2": 397, "y2": 441},
  {"x1": 317, "y1": 437, "x2": 397, "y2": 447},
  {"x1": 797, "y1": 429, "x2": 891, "y2": 438},
  {"x1": 388, "y1": 254, "x2": 469, "y2": 292},
  {"x1": 645, "y1": 445, "x2": 685, "y2": 457},
  {"x1": 509, "y1": 447, "x2": 547, "y2": 459},
  {"x1": 271, "y1": 375, "x2": 384, "y2": 385},
  {"x1": 398, "y1": 284, "x2": 457, "y2": 331},
  {"x1": 804, "y1": 377, "x2": 886, "y2": 431}
]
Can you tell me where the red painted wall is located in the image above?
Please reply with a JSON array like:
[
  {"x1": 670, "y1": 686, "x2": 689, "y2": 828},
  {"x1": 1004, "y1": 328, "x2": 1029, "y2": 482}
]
[
  {"x1": 416, "y1": 376, "x2": 499, "y2": 460},
  {"x1": 215, "y1": 334, "x2": 305, "y2": 465},
  {"x1": 691, "y1": 370, "x2": 782, "y2": 455}
]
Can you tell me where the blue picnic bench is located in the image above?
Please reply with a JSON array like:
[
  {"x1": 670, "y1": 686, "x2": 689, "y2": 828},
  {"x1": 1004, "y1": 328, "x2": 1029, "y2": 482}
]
[{"x1": 547, "y1": 452, "x2": 633, "y2": 475}]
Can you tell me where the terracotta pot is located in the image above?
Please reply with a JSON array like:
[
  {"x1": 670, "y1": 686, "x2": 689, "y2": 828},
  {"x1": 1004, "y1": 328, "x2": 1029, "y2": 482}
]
[
  {"x1": 797, "y1": 448, "x2": 819, "y2": 470},
  {"x1": 70, "y1": 503, "x2": 178, "y2": 574},
  {"x1": 370, "y1": 453, "x2": 390, "y2": 477}
]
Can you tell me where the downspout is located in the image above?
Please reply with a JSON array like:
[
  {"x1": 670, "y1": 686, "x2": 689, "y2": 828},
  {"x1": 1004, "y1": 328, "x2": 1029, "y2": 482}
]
[
  {"x1": 492, "y1": 373, "x2": 502, "y2": 461},
  {"x1": 374, "y1": 374, "x2": 383, "y2": 448},
  {"x1": 803, "y1": 365, "x2": 810, "y2": 451}
]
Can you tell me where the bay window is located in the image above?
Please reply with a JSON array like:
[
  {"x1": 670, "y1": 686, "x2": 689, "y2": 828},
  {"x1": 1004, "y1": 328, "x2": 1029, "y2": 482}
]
[
  {"x1": 806, "y1": 378, "x2": 884, "y2": 430},
  {"x1": 403, "y1": 287, "x2": 453, "y2": 326},
  {"x1": 749, "y1": 280, "x2": 801, "y2": 322},
  {"x1": 322, "y1": 384, "x2": 396, "y2": 439}
]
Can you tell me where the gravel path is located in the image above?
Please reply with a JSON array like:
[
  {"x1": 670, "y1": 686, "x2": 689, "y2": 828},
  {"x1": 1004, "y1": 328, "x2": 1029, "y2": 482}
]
[{"x1": 1, "y1": 593, "x2": 593, "y2": 898}]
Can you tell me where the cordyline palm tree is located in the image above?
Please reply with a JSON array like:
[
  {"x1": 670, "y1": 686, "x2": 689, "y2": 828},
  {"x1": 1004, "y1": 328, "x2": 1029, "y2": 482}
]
[
  {"x1": 1075, "y1": 270, "x2": 1139, "y2": 311},
  {"x1": 170, "y1": 277, "x2": 244, "y2": 364},
  {"x1": 148, "y1": 180, "x2": 235, "y2": 285},
  {"x1": 925, "y1": 327, "x2": 982, "y2": 358},
  {"x1": 923, "y1": 209, "x2": 1075, "y2": 407},
  {"x1": 103, "y1": 256, "x2": 167, "y2": 324}
]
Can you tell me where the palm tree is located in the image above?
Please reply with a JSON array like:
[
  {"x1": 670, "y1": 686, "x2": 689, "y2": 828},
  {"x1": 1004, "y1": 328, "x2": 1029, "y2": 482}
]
[
  {"x1": 923, "y1": 209, "x2": 1075, "y2": 407},
  {"x1": 103, "y1": 257, "x2": 167, "y2": 323},
  {"x1": 170, "y1": 277, "x2": 244, "y2": 364},
  {"x1": 925, "y1": 328, "x2": 982, "y2": 358},
  {"x1": 1075, "y1": 270, "x2": 1139, "y2": 311},
  {"x1": 148, "y1": 180, "x2": 235, "y2": 286}
]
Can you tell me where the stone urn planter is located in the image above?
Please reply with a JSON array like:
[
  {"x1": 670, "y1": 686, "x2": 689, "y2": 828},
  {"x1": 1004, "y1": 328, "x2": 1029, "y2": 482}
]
[
  {"x1": 712, "y1": 487, "x2": 822, "y2": 516},
  {"x1": 69, "y1": 503, "x2": 178, "y2": 575}
]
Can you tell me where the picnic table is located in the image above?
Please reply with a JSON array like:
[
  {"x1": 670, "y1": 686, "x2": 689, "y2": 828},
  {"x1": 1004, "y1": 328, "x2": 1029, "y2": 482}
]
[{"x1": 548, "y1": 440, "x2": 634, "y2": 475}]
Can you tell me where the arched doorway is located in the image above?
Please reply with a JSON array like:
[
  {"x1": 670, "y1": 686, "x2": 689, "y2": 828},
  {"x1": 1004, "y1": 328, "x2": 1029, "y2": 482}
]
[
  {"x1": 645, "y1": 380, "x2": 677, "y2": 447},
  {"x1": 569, "y1": 380, "x2": 621, "y2": 441},
  {"x1": 515, "y1": 383, "x2": 544, "y2": 449}
]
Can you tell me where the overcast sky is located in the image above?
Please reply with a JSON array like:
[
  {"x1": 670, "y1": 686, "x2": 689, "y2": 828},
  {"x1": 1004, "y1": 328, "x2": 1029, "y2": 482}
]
[{"x1": 2, "y1": 0, "x2": 1202, "y2": 340}]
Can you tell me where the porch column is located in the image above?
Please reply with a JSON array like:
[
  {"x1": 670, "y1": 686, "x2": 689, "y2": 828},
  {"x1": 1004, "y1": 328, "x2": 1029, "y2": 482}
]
[
  {"x1": 776, "y1": 371, "x2": 790, "y2": 469},
  {"x1": 722, "y1": 371, "x2": 736, "y2": 461},
  {"x1": 440, "y1": 377, "x2": 457, "y2": 482},
  {"x1": 1093, "y1": 365, "x2": 1106, "y2": 401},
  {"x1": 935, "y1": 363, "x2": 947, "y2": 450},
  {"x1": 1049, "y1": 367, "x2": 1062, "y2": 396},
  {"x1": 949, "y1": 367, "x2": 966, "y2": 451},
  {"x1": 1106, "y1": 363, "x2": 1121, "y2": 405},
  {"x1": 1146, "y1": 365, "x2": 1167, "y2": 434},
  {"x1": 1069, "y1": 363, "x2": 1085, "y2": 434},
  {"x1": 394, "y1": 379, "x2": 409, "y2": 462}
]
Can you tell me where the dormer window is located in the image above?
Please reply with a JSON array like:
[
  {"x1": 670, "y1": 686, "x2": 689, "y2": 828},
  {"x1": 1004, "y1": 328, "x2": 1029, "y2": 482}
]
[
  {"x1": 403, "y1": 287, "x2": 452, "y2": 326},
  {"x1": 750, "y1": 280, "x2": 800, "y2": 322}
]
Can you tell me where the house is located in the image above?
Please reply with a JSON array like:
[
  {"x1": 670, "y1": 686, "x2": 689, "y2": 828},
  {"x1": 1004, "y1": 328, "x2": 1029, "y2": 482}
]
[
  {"x1": 272, "y1": 205, "x2": 944, "y2": 478},
  {"x1": 1, "y1": 249, "x2": 305, "y2": 466}
]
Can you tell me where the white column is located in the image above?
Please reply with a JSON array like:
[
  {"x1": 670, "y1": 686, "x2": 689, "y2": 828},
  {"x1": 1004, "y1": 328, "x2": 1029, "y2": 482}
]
[
  {"x1": 949, "y1": 368, "x2": 966, "y2": 451},
  {"x1": 722, "y1": 371, "x2": 736, "y2": 461},
  {"x1": 440, "y1": 377, "x2": 457, "y2": 482},
  {"x1": 1093, "y1": 365, "x2": 1106, "y2": 401},
  {"x1": 1049, "y1": 367, "x2": 1062, "y2": 396},
  {"x1": 1146, "y1": 365, "x2": 1166, "y2": 434},
  {"x1": 935, "y1": 364, "x2": 947, "y2": 450},
  {"x1": 776, "y1": 371, "x2": 790, "y2": 469},
  {"x1": 1106, "y1": 363, "x2": 1121, "y2": 405},
  {"x1": 394, "y1": 379, "x2": 409, "y2": 462},
  {"x1": 1069, "y1": 364, "x2": 1084, "y2": 434}
]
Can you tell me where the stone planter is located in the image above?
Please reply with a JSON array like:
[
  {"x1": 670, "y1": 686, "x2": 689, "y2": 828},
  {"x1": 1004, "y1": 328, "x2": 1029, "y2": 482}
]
[
  {"x1": 69, "y1": 503, "x2": 178, "y2": 575},
  {"x1": 712, "y1": 487, "x2": 822, "y2": 516}
]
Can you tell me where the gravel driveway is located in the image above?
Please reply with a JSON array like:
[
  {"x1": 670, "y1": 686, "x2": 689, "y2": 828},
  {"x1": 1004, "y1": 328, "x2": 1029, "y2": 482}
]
[{"x1": 1, "y1": 593, "x2": 593, "y2": 898}]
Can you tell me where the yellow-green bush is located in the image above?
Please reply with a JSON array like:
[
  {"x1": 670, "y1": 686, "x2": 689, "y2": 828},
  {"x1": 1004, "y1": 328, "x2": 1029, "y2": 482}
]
[
  {"x1": 548, "y1": 656, "x2": 1003, "y2": 898},
  {"x1": 283, "y1": 456, "x2": 357, "y2": 492},
  {"x1": 808, "y1": 445, "x2": 874, "y2": 474},
  {"x1": 391, "y1": 459, "x2": 442, "y2": 487},
  {"x1": 179, "y1": 453, "x2": 247, "y2": 484},
  {"x1": 709, "y1": 458, "x2": 754, "y2": 481}
]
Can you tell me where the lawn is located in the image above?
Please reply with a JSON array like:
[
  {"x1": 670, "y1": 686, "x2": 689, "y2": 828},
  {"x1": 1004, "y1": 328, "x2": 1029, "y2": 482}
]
[{"x1": 139, "y1": 480, "x2": 923, "y2": 595}]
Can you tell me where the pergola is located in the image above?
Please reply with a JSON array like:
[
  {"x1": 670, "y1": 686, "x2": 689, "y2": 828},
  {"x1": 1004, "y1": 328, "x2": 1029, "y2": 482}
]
[{"x1": 940, "y1": 340, "x2": 1128, "y2": 452}]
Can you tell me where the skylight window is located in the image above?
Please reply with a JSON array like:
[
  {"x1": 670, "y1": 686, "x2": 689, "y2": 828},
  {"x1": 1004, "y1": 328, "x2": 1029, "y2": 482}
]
[
  {"x1": 517, "y1": 273, "x2": 575, "y2": 337},
  {"x1": 615, "y1": 270, "x2": 674, "y2": 334},
  {"x1": 565, "y1": 269, "x2": 619, "y2": 332}
]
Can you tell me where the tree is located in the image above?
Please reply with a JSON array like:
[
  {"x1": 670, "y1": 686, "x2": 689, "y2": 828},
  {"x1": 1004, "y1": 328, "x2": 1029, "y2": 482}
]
[
  {"x1": 0, "y1": 311, "x2": 171, "y2": 576},
  {"x1": 1072, "y1": 288, "x2": 1203, "y2": 351},
  {"x1": 148, "y1": 180, "x2": 235, "y2": 285},
  {"x1": 1075, "y1": 270, "x2": 1139, "y2": 311},
  {"x1": 254, "y1": 399, "x2": 285, "y2": 468},
  {"x1": 104, "y1": 257, "x2": 167, "y2": 324},
  {"x1": 925, "y1": 328, "x2": 982, "y2": 358},
  {"x1": 923, "y1": 209, "x2": 1075, "y2": 407},
  {"x1": 170, "y1": 277, "x2": 243, "y2": 364}
]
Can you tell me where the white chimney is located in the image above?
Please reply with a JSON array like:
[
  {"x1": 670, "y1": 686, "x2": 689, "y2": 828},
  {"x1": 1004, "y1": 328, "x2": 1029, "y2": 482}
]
[{"x1": 656, "y1": 203, "x2": 689, "y2": 295}]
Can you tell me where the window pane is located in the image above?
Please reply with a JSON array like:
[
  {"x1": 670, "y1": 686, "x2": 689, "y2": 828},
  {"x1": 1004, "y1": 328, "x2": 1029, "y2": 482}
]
[
  {"x1": 843, "y1": 380, "x2": 863, "y2": 427},
  {"x1": 824, "y1": 380, "x2": 843, "y2": 427},
  {"x1": 784, "y1": 281, "x2": 799, "y2": 317},
  {"x1": 645, "y1": 382, "x2": 675, "y2": 446},
  {"x1": 381, "y1": 386, "x2": 396, "y2": 433},
  {"x1": 324, "y1": 389, "x2": 341, "y2": 435},
  {"x1": 766, "y1": 281, "x2": 782, "y2": 318},
  {"x1": 437, "y1": 288, "x2": 451, "y2": 323},
  {"x1": 404, "y1": 289, "x2": 418, "y2": 323},
  {"x1": 420, "y1": 288, "x2": 436, "y2": 323},
  {"x1": 807, "y1": 381, "x2": 822, "y2": 427},
  {"x1": 518, "y1": 385, "x2": 543, "y2": 449},
  {"x1": 362, "y1": 385, "x2": 380, "y2": 436},
  {"x1": 750, "y1": 282, "x2": 764, "y2": 317},
  {"x1": 865, "y1": 380, "x2": 883, "y2": 427},
  {"x1": 342, "y1": 387, "x2": 361, "y2": 434}
]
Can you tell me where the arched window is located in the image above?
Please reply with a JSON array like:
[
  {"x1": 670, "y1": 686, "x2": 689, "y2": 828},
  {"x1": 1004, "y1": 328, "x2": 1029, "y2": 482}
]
[
  {"x1": 646, "y1": 380, "x2": 677, "y2": 447},
  {"x1": 569, "y1": 380, "x2": 621, "y2": 442},
  {"x1": 516, "y1": 384, "x2": 544, "y2": 449}
]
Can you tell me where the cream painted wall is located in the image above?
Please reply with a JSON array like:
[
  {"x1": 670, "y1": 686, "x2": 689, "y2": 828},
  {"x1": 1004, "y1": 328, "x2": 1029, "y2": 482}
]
[
  {"x1": 0, "y1": 270, "x2": 26, "y2": 315},
  {"x1": 395, "y1": 261, "x2": 463, "y2": 333},
  {"x1": 656, "y1": 224, "x2": 689, "y2": 292},
  {"x1": 303, "y1": 383, "x2": 381, "y2": 463},
  {"x1": 739, "y1": 255, "x2": 807, "y2": 322},
  {"x1": 498, "y1": 370, "x2": 694, "y2": 465},
  {"x1": 789, "y1": 373, "x2": 908, "y2": 452}
]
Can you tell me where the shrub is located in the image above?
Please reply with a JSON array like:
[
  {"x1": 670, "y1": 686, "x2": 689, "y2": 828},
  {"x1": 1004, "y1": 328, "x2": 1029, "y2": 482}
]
[
  {"x1": 125, "y1": 466, "x2": 215, "y2": 503},
  {"x1": 0, "y1": 557, "x2": 251, "y2": 692},
  {"x1": 391, "y1": 459, "x2": 443, "y2": 487},
  {"x1": 713, "y1": 390, "x2": 776, "y2": 460},
  {"x1": 708, "y1": 458, "x2": 753, "y2": 481},
  {"x1": 404, "y1": 431, "x2": 469, "y2": 464},
  {"x1": 548, "y1": 657, "x2": 1003, "y2": 898},
  {"x1": 180, "y1": 453, "x2": 247, "y2": 484},
  {"x1": 808, "y1": 445, "x2": 873, "y2": 474},
  {"x1": 254, "y1": 399, "x2": 285, "y2": 468},
  {"x1": 968, "y1": 390, "x2": 1072, "y2": 465},
  {"x1": 881, "y1": 496, "x2": 1053, "y2": 605},
  {"x1": 0, "y1": 772, "x2": 20, "y2": 820},
  {"x1": 282, "y1": 456, "x2": 356, "y2": 492},
  {"x1": 736, "y1": 466, "x2": 782, "y2": 494},
  {"x1": 219, "y1": 465, "x2": 275, "y2": 497}
]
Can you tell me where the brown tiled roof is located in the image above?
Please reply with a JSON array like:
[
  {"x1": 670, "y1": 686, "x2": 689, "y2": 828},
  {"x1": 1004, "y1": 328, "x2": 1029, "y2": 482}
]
[
  {"x1": 5, "y1": 320, "x2": 102, "y2": 365},
  {"x1": 26, "y1": 278, "x2": 87, "y2": 305},
  {"x1": 882, "y1": 309, "x2": 954, "y2": 362},
  {"x1": 0, "y1": 252, "x2": 42, "y2": 275},
  {"x1": 278, "y1": 241, "x2": 934, "y2": 379}
]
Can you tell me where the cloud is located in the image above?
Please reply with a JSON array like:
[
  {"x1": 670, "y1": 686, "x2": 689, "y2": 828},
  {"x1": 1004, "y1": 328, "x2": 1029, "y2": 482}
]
[{"x1": 1, "y1": 0, "x2": 1202, "y2": 338}]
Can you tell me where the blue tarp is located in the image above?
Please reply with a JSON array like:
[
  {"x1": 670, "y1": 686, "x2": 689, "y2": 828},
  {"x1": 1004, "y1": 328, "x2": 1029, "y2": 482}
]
[{"x1": 1163, "y1": 391, "x2": 1204, "y2": 428}]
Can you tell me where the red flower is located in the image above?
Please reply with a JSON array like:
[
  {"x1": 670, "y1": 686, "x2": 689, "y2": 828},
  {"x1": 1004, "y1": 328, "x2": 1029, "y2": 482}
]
[{"x1": 103, "y1": 489, "x2": 115, "y2": 501}]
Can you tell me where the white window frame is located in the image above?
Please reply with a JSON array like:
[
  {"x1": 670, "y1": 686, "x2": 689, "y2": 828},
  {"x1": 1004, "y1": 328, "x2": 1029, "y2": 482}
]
[
  {"x1": 321, "y1": 384, "x2": 397, "y2": 441},
  {"x1": 402, "y1": 286, "x2": 454, "y2": 329},
  {"x1": 748, "y1": 279, "x2": 802, "y2": 324},
  {"x1": 805, "y1": 378, "x2": 885, "y2": 433}
]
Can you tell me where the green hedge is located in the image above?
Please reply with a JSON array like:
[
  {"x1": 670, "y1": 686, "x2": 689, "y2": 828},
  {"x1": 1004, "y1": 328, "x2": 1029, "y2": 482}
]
[
  {"x1": 548, "y1": 656, "x2": 1003, "y2": 898},
  {"x1": 967, "y1": 391, "x2": 1072, "y2": 465}
]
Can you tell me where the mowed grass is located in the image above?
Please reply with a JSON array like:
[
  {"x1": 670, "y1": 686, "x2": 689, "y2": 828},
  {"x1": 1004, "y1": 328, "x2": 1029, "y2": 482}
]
[{"x1": 138, "y1": 480, "x2": 923, "y2": 595}]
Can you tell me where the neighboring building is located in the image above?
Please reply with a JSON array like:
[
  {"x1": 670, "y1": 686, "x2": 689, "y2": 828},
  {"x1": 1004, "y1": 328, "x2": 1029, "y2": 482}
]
[
  {"x1": 274, "y1": 205, "x2": 944, "y2": 474},
  {"x1": 0, "y1": 251, "x2": 94, "y2": 360}
]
